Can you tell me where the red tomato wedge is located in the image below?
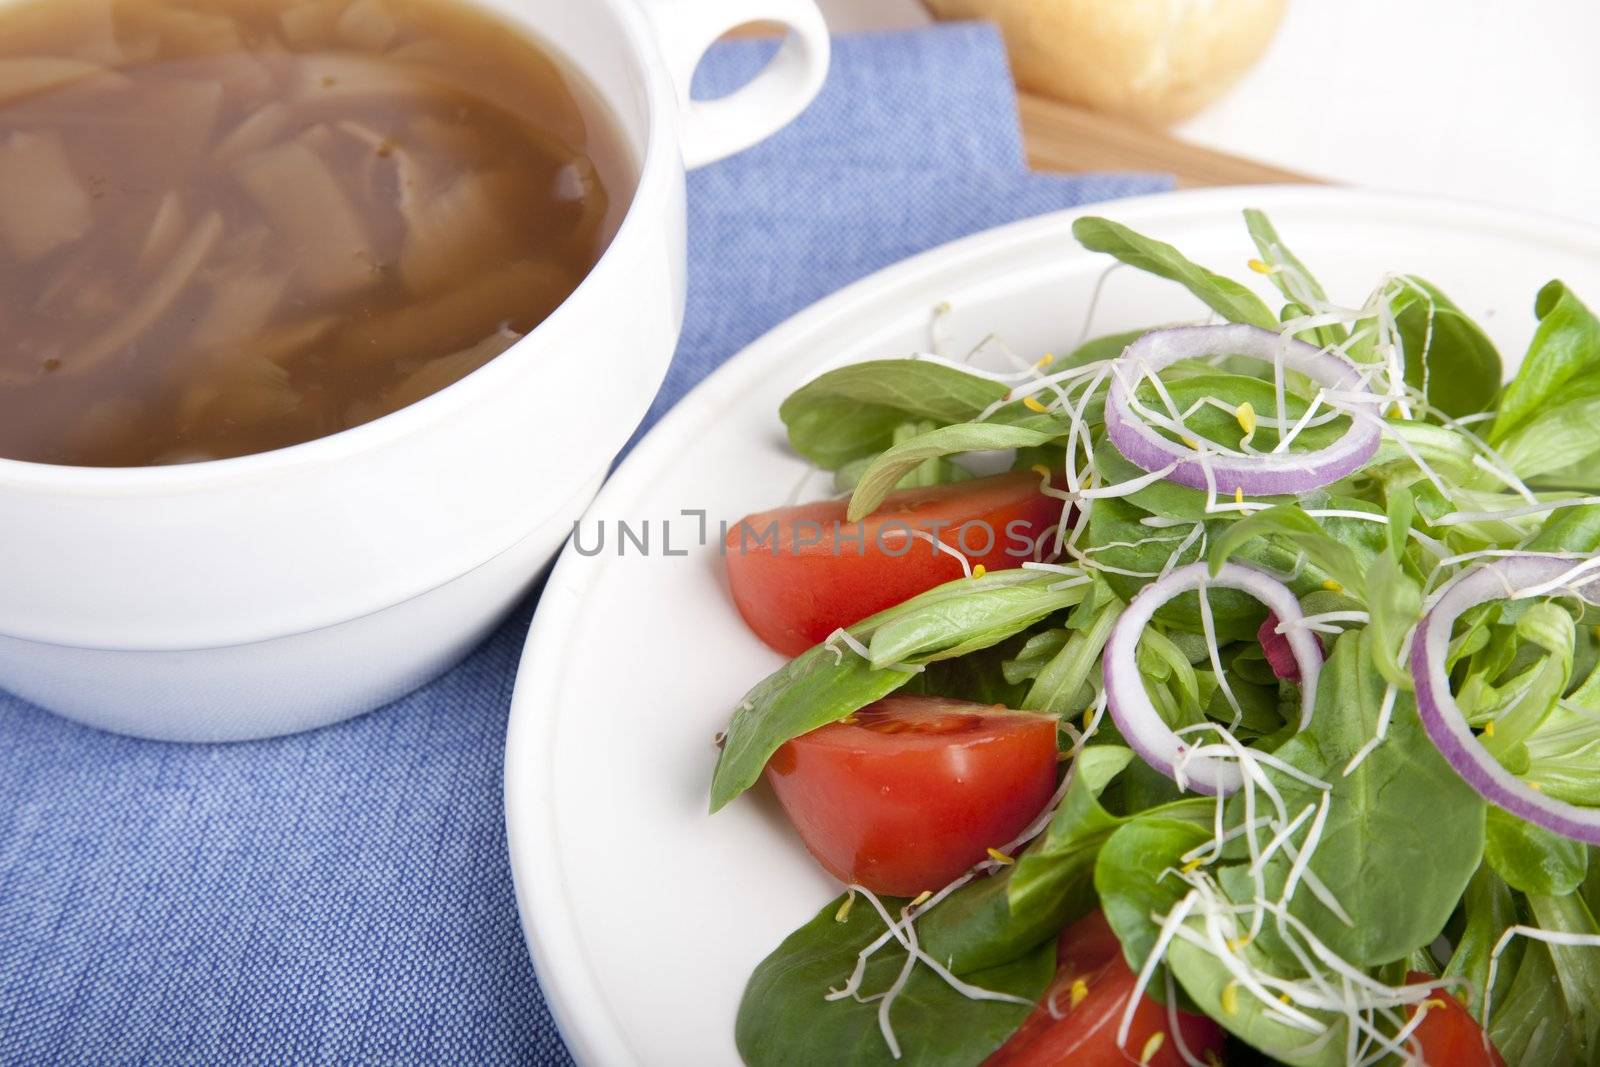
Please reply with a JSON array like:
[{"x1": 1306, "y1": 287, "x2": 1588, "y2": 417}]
[
  {"x1": 763, "y1": 695, "x2": 1057, "y2": 897},
  {"x1": 725, "y1": 470, "x2": 1064, "y2": 656},
  {"x1": 1404, "y1": 972, "x2": 1507, "y2": 1067},
  {"x1": 986, "y1": 911, "x2": 1226, "y2": 1067}
]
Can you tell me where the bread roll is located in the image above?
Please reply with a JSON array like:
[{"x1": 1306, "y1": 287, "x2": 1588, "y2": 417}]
[{"x1": 925, "y1": 0, "x2": 1286, "y2": 126}]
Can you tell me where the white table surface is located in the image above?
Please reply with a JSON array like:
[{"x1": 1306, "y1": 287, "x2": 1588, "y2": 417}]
[{"x1": 817, "y1": 0, "x2": 1600, "y2": 224}]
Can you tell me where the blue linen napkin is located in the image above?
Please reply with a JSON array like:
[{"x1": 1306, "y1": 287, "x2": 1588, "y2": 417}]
[{"x1": 0, "y1": 23, "x2": 1169, "y2": 1067}]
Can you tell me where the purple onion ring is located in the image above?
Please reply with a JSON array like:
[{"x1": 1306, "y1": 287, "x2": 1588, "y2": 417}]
[
  {"x1": 1104, "y1": 324, "x2": 1381, "y2": 495},
  {"x1": 1104, "y1": 561, "x2": 1323, "y2": 795},
  {"x1": 1413, "y1": 555, "x2": 1600, "y2": 843}
]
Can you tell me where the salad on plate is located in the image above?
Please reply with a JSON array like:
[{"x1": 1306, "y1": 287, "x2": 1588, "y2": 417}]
[{"x1": 708, "y1": 211, "x2": 1600, "y2": 1066}]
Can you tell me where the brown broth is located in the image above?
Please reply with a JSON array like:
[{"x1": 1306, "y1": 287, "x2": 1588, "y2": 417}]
[{"x1": 0, "y1": 0, "x2": 631, "y2": 466}]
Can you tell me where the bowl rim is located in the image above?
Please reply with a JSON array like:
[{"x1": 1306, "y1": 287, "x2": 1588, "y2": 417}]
[{"x1": 0, "y1": 0, "x2": 676, "y2": 493}]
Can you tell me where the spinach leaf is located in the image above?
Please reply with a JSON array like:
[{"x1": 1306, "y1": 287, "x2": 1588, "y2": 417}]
[
  {"x1": 1526, "y1": 461, "x2": 1600, "y2": 495},
  {"x1": 1489, "y1": 939, "x2": 1580, "y2": 1067},
  {"x1": 1278, "y1": 300, "x2": 1331, "y2": 348},
  {"x1": 1479, "y1": 601, "x2": 1574, "y2": 768},
  {"x1": 1498, "y1": 394, "x2": 1600, "y2": 483},
  {"x1": 846, "y1": 418, "x2": 1063, "y2": 521},
  {"x1": 1444, "y1": 864, "x2": 1518, "y2": 1023},
  {"x1": 1111, "y1": 498, "x2": 1377, "y2": 642},
  {"x1": 910, "y1": 636, "x2": 1033, "y2": 708},
  {"x1": 1244, "y1": 208, "x2": 1345, "y2": 351},
  {"x1": 1167, "y1": 935, "x2": 1348, "y2": 1067},
  {"x1": 1363, "y1": 551, "x2": 1422, "y2": 690},
  {"x1": 918, "y1": 864, "x2": 1080, "y2": 975},
  {"x1": 1587, "y1": 851, "x2": 1600, "y2": 927},
  {"x1": 832, "y1": 419, "x2": 975, "y2": 493},
  {"x1": 1022, "y1": 595, "x2": 1121, "y2": 714},
  {"x1": 1139, "y1": 627, "x2": 1202, "y2": 711},
  {"x1": 1527, "y1": 503, "x2": 1600, "y2": 553},
  {"x1": 1244, "y1": 209, "x2": 1330, "y2": 306},
  {"x1": 1483, "y1": 807, "x2": 1588, "y2": 896},
  {"x1": 710, "y1": 641, "x2": 913, "y2": 812},
  {"x1": 867, "y1": 572, "x2": 1089, "y2": 668},
  {"x1": 833, "y1": 454, "x2": 973, "y2": 494},
  {"x1": 1491, "y1": 280, "x2": 1600, "y2": 445},
  {"x1": 1201, "y1": 670, "x2": 1284, "y2": 738},
  {"x1": 1133, "y1": 373, "x2": 1346, "y2": 455},
  {"x1": 1206, "y1": 504, "x2": 1369, "y2": 594},
  {"x1": 1104, "y1": 758, "x2": 1190, "y2": 817},
  {"x1": 1007, "y1": 746, "x2": 1133, "y2": 918},
  {"x1": 1085, "y1": 496, "x2": 1266, "y2": 641},
  {"x1": 1571, "y1": 631, "x2": 1600, "y2": 704},
  {"x1": 1002, "y1": 629, "x2": 1069, "y2": 685},
  {"x1": 1365, "y1": 420, "x2": 1481, "y2": 483},
  {"x1": 780, "y1": 359, "x2": 1010, "y2": 469},
  {"x1": 1091, "y1": 437, "x2": 1217, "y2": 521},
  {"x1": 1057, "y1": 328, "x2": 1145, "y2": 371},
  {"x1": 1072, "y1": 217, "x2": 1278, "y2": 330},
  {"x1": 711, "y1": 570, "x2": 1084, "y2": 811},
  {"x1": 1523, "y1": 703, "x2": 1600, "y2": 805},
  {"x1": 1389, "y1": 276, "x2": 1502, "y2": 418},
  {"x1": 1095, "y1": 814, "x2": 1213, "y2": 971},
  {"x1": 1526, "y1": 892, "x2": 1600, "y2": 1055},
  {"x1": 1224, "y1": 630, "x2": 1485, "y2": 967},
  {"x1": 736, "y1": 896, "x2": 1052, "y2": 1067},
  {"x1": 1384, "y1": 483, "x2": 1414, "y2": 561}
]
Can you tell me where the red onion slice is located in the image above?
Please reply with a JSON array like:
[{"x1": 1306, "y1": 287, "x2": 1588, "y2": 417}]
[
  {"x1": 1413, "y1": 555, "x2": 1600, "y2": 843},
  {"x1": 1104, "y1": 324, "x2": 1381, "y2": 495},
  {"x1": 1104, "y1": 561, "x2": 1323, "y2": 795}
]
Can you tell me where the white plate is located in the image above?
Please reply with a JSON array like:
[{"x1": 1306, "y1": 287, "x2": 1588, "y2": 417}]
[{"x1": 504, "y1": 185, "x2": 1600, "y2": 1066}]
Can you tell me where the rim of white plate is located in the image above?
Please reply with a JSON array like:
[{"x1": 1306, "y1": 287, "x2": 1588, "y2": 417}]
[{"x1": 504, "y1": 184, "x2": 1600, "y2": 1066}]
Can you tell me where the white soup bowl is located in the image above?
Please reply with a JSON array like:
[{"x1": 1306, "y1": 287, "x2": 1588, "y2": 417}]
[{"x1": 0, "y1": 0, "x2": 830, "y2": 740}]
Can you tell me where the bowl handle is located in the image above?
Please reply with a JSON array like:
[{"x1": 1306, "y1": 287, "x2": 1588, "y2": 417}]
[{"x1": 636, "y1": 0, "x2": 830, "y2": 170}]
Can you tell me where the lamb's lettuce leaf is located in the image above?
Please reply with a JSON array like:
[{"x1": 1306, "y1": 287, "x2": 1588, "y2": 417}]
[
  {"x1": 736, "y1": 893, "x2": 1051, "y2": 1067},
  {"x1": 781, "y1": 359, "x2": 1008, "y2": 469}
]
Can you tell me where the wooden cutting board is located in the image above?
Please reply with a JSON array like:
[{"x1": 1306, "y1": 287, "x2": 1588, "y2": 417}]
[{"x1": 1017, "y1": 92, "x2": 1317, "y2": 187}]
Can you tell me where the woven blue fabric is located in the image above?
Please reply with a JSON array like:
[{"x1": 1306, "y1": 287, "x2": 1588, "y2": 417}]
[{"x1": 0, "y1": 23, "x2": 1169, "y2": 1067}]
